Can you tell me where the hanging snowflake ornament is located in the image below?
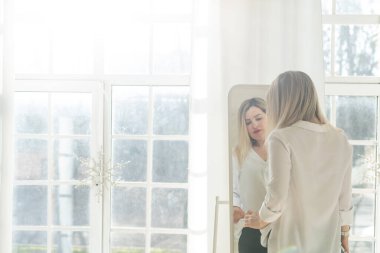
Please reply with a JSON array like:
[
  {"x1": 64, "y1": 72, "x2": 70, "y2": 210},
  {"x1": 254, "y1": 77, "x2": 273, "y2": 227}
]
[
  {"x1": 359, "y1": 154, "x2": 380, "y2": 185},
  {"x1": 76, "y1": 147, "x2": 129, "y2": 202}
]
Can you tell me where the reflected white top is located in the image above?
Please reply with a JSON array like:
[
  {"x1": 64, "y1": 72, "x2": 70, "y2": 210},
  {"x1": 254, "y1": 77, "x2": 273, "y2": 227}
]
[
  {"x1": 259, "y1": 121, "x2": 353, "y2": 253},
  {"x1": 233, "y1": 149, "x2": 267, "y2": 212}
]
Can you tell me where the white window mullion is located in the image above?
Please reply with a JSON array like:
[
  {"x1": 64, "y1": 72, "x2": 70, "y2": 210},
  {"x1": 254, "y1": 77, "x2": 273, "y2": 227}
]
[
  {"x1": 332, "y1": 0, "x2": 336, "y2": 15},
  {"x1": 14, "y1": 74, "x2": 192, "y2": 86},
  {"x1": 112, "y1": 134, "x2": 189, "y2": 141},
  {"x1": 47, "y1": 92, "x2": 53, "y2": 253},
  {"x1": 348, "y1": 140, "x2": 378, "y2": 146},
  {"x1": 326, "y1": 83, "x2": 380, "y2": 96},
  {"x1": 330, "y1": 95, "x2": 336, "y2": 127},
  {"x1": 352, "y1": 188, "x2": 376, "y2": 194},
  {"x1": 13, "y1": 225, "x2": 92, "y2": 231},
  {"x1": 110, "y1": 227, "x2": 189, "y2": 234},
  {"x1": 145, "y1": 86, "x2": 154, "y2": 253},
  {"x1": 323, "y1": 15, "x2": 380, "y2": 24},
  {"x1": 102, "y1": 82, "x2": 112, "y2": 253},
  {"x1": 90, "y1": 82, "x2": 105, "y2": 253},
  {"x1": 331, "y1": 23, "x2": 335, "y2": 77},
  {"x1": 375, "y1": 96, "x2": 380, "y2": 253}
]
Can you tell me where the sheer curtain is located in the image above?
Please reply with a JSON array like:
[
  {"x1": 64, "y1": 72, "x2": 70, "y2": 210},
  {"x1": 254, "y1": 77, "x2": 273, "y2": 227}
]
[
  {"x1": 0, "y1": 0, "x2": 323, "y2": 252},
  {"x1": 198, "y1": 0, "x2": 324, "y2": 252}
]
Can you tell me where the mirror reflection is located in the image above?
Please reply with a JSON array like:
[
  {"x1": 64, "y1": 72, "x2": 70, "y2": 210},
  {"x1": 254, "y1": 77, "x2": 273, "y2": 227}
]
[
  {"x1": 229, "y1": 85, "x2": 269, "y2": 253},
  {"x1": 232, "y1": 97, "x2": 268, "y2": 253}
]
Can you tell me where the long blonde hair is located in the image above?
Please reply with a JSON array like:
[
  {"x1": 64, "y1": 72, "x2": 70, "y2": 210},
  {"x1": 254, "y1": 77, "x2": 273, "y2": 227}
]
[
  {"x1": 234, "y1": 97, "x2": 266, "y2": 166},
  {"x1": 266, "y1": 71, "x2": 327, "y2": 132}
]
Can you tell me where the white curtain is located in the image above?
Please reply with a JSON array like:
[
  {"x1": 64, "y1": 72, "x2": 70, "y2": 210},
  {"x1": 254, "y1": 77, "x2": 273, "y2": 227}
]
[{"x1": 202, "y1": 0, "x2": 324, "y2": 252}]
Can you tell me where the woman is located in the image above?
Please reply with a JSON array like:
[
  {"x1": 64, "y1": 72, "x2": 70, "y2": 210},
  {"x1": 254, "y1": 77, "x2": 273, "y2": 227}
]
[
  {"x1": 232, "y1": 97, "x2": 268, "y2": 253},
  {"x1": 245, "y1": 71, "x2": 352, "y2": 253}
]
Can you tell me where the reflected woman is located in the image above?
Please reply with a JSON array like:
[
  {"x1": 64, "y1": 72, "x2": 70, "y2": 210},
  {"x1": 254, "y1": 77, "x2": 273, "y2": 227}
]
[
  {"x1": 232, "y1": 97, "x2": 268, "y2": 253},
  {"x1": 245, "y1": 71, "x2": 352, "y2": 253}
]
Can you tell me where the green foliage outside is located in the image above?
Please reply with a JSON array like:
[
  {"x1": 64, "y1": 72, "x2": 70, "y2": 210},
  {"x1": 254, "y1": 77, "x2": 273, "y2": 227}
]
[
  {"x1": 13, "y1": 245, "x2": 46, "y2": 253},
  {"x1": 14, "y1": 245, "x2": 89, "y2": 253}
]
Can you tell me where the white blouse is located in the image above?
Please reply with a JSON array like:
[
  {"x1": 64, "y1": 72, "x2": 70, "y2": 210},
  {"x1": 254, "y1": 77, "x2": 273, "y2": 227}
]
[
  {"x1": 259, "y1": 121, "x2": 353, "y2": 253},
  {"x1": 233, "y1": 149, "x2": 267, "y2": 212}
]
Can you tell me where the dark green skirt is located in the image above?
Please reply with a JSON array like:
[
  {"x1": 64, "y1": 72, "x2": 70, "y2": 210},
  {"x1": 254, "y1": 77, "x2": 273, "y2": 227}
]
[{"x1": 238, "y1": 227, "x2": 267, "y2": 253}]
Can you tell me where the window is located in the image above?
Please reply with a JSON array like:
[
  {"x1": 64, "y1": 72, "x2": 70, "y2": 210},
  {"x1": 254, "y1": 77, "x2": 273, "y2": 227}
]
[
  {"x1": 110, "y1": 85, "x2": 190, "y2": 252},
  {"x1": 322, "y1": 0, "x2": 380, "y2": 252},
  {"x1": 2, "y1": 0, "x2": 207, "y2": 253},
  {"x1": 13, "y1": 85, "x2": 98, "y2": 253}
]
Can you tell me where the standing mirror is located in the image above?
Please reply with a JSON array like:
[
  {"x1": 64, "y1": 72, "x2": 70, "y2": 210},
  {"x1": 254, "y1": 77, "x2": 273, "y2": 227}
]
[{"x1": 228, "y1": 84, "x2": 269, "y2": 253}]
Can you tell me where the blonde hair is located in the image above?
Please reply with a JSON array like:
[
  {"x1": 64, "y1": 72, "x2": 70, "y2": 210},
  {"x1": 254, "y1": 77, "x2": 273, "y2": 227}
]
[
  {"x1": 266, "y1": 71, "x2": 327, "y2": 132},
  {"x1": 234, "y1": 97, "x2": 266, "y2": 167}
]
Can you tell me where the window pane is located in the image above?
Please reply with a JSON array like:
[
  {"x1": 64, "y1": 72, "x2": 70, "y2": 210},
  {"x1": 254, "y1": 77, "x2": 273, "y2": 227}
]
[
  {"x1": 151, "y1": 188, "x2": 188, "y2": 228},
  {"x1": 152, "y1": 0, "x2": 192, "y2": 14},
  {"x1": 321, "y1": 0, "x2": 332, "y2": 14},
  {"x1": 153, "y1": 87, "x2": 189, "y2": 135},
  {"x1": 112, "y1": 86, "x2": 149, "y2": 135},
  {"x1": 153, "y1": 141, "x2": 188, "y2": 183},
  {"x1": 54, "y1": 139, "x2": 90, "y2": 180},
  {"x1": 335, "y1": 25, "x2": 379, "y2": 76},
  {"x1": 104, "y1": 24, "x2": 150, "y2": 74},
  {"x1": 15, "y1": 139, "x2": 48, "y2": 180},
  {"x1": 324, "y1": 96, "x2": 332, "y2": 122},
  {"x1": 52, "y1": 186, "x2": 90, "y2": 226},
  {"x1": 14, "y1": 24, "x2": 50, "y2": 74},
  {"x1": 352, "y1": 145, "x2": 376, "y2": 189},
  {"x1": 336, "y1": 0, "x2": 380, "y2": 14},
  {"x1": 15, "y1": 0, "x2": 49, "y2": 25},
  {"x1": 52, "y1": 93, "x2": 92, "y2": 135},
  {"x1": 13, "y1": 186, "x2": 47, "y2": 225},
  {"x1": 105, "y1": 0, "x2": 150, "y2": 22},
  {"x1": 53, "y1": 231, "x2": 89, "y2": 253},
  {"x1": 15, "y1": 92, "x2": 48, "y2": 134},
  {"x1": 13, "y1": 231, "x2": 47, "y2": 253},
  {"x1": 352, "y1": 194, "x2": 374, "y2": 237},
  {"x1": 113, "y1": 140, "x2": 147, "y2": 182},
  {"x1": 153, "y1": 23, "x2": 192, "y2": 74},
  {"x1": 151, "y1": 234, "x2": 187, "y2": 253},
  {"x1": 112, "y1": 187, "x2": 146, "y2": 227},
  {"x1": 52, "y1": 28, "x2": 95, "y2": 74},
  {"x1": 335, "y1": 96, "x2": 376, "y2": 140},
  {"x1": 350, "y1": 241, "x2": 374, "y2": 253},
  {"x1": 111, "y1": 232, "x2": 145, "y2": 253},
  {"x1": 323, "y1": 25, "x2": 331, "y2": 76}
]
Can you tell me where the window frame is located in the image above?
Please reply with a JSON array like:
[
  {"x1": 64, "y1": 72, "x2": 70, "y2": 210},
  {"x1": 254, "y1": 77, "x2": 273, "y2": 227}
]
[
  {"x1": 323, "y1": 0, "x2": 380, "y2": 251},
  {"x1": 1, "y1": 0, "x2": 200, "y2": 250},
  {"x1": 103, "y1": 81, "x2": 191, "y2": 253},
  {"x1": 0, "y1": 0, "x2": 208, "y2": 252},
  {"x1": 325, "y1": 83, "x2": 380, "y2": 251},
  {"x1": 11, "y1": 80, "x2": 104, "y2": 253},
  {"x1": 5, "y1": 77, "x2": 195, "y2": 253}
]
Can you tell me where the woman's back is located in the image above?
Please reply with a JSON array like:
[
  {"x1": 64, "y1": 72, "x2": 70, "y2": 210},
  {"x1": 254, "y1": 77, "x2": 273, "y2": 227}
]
[{"x1": 263, "y1": 120, "x2": 352, "y2": 253}]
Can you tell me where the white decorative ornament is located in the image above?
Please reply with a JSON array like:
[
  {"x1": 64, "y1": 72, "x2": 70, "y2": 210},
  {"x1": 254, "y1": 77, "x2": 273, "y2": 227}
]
[{"x1": 77, "y1": 147, "x2": 129, "y2": 202}]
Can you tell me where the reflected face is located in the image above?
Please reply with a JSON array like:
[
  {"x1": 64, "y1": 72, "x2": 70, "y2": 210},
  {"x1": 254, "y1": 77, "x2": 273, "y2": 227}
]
[{"x1": 245, "y1": 106, "x2": 267, "y2": 142}]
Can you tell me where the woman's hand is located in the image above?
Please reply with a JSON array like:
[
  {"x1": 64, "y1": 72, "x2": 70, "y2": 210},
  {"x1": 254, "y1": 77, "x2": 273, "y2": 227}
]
[
  {"x1": 243, "y1": 210, "x2": 262, "y2": 229},
  {"x1": 341, "y1": 235, "x2": 349, "y2": 253},
  {"x1": 244, "y1": 210, "x2": 269, "y2": 229},
  {"x1": 233, "y1": 206, "x2": 245, "y2": 223}
]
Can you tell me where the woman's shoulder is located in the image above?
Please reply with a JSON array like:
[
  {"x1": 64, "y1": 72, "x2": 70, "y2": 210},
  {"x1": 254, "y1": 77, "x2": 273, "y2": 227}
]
[
  {"x1": 325, "y1": 124, "x2": 350, "y2": 140},
  {"x1": 267, "y1": 128, "x2": 289, "y2": 143}
]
